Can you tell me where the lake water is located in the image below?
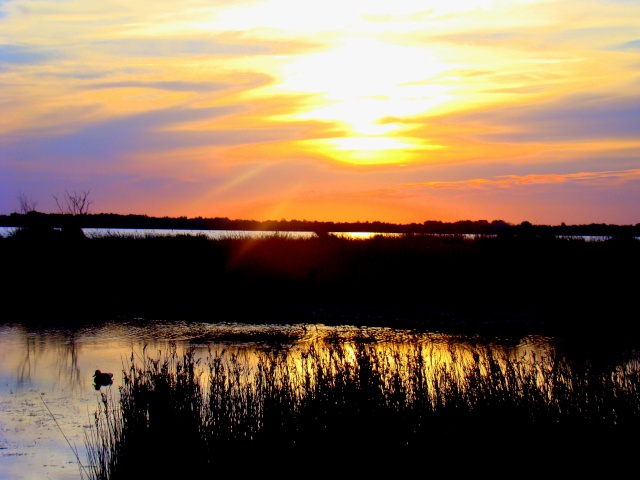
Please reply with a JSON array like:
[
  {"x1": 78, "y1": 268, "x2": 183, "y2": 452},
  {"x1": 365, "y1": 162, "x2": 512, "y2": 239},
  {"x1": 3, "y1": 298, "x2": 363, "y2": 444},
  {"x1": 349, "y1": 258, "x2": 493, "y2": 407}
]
[
  {"x1": 0, "y1": 227, "x2": 402, "y2": 240},
  {"x1": 0, "y1": 319, "x2": 563, "y2": 479},
  {"x1": 1, "y1": 226, "x2": 628, "y2": 241}
]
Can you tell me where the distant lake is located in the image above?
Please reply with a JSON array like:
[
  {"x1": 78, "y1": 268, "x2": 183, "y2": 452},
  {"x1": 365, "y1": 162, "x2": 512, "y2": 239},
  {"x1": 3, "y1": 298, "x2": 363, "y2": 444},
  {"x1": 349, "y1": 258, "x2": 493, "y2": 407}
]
[
  {"x1": 0, "y1": 227, "x2": 402, "y2": 240},
  {"x1": 0, "y1": 226, "x2": 627, "y2": 241}
]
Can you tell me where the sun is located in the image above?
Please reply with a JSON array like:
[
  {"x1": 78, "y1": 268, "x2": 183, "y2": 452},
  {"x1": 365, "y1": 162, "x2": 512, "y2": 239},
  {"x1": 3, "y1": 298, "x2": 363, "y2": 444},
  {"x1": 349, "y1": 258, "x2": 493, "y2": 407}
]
[
  {"x1": 196, "y1": 0, "x2": 500, "y2": 166},
  {"x1": 265, "y1": 37, "x2": 454, "y2": 165}
]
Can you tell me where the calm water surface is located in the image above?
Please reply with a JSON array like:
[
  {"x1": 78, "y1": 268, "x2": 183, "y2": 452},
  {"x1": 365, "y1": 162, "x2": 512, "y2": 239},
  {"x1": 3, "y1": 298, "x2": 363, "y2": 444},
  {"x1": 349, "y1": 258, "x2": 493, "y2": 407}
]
[
  {"x1": 0, "y1": 319, "x2": 610, "y2": 479},
  {"x1": 2, "y1": 226, "x2": 628, "y2": 241}
]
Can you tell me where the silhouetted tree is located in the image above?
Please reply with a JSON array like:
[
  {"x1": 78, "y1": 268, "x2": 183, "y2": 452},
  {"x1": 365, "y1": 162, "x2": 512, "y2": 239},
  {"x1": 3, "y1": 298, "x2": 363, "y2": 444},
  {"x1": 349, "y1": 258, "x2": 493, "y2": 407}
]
[
  {"x1": 9, "y1": 192, "x2": 56, "y2": 240},
  {"x1": 53, "y1": 190, "x2": 92, "y2": 239},
  {"x1": 53, "y1": 189, "x2": 93, "y2": 216},
  {"x1": 17, "y1": 191, "x2": 38, "y2": 214}
]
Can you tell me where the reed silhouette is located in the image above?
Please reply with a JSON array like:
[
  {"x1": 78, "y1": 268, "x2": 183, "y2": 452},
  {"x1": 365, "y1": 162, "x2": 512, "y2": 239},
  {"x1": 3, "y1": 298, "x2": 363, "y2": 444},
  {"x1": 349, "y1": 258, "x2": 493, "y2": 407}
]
[
  {"x1": 84, "y1": 340, "x2": 639, "y2": 478},
  {"x1": 3, "y1": 231, "x2": 638, "y2": 342}
]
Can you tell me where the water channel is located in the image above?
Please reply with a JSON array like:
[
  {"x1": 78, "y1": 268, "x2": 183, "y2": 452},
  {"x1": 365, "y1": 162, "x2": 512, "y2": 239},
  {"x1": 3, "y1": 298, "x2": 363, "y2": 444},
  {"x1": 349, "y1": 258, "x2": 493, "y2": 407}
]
[{"x1": 0, "y1": 319, "x2": 570, "y2": 479}]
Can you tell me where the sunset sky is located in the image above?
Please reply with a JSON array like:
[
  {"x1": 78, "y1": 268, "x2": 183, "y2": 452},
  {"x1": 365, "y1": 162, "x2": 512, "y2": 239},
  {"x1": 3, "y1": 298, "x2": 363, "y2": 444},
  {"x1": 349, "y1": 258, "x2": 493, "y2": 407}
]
[{"x1": 1, "y1": 0, "x2": 639, "y2": 225}]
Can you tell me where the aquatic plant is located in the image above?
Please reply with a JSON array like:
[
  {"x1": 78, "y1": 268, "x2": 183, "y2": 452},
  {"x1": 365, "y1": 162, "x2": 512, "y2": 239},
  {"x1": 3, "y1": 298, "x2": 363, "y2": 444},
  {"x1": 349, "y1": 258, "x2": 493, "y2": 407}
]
[{"x1": 84, "y1": 338, "x2": 640, "y2": 478}]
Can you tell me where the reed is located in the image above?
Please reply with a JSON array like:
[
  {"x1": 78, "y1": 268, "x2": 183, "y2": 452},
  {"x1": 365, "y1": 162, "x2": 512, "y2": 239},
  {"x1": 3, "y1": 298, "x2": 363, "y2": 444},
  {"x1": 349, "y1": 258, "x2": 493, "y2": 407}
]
[
  {"x1": 5, "y1": 232, "x2": 638, "y2": 338},
  {"x1": 85, "y1": 338, "x2": 640, "y2": 478}
]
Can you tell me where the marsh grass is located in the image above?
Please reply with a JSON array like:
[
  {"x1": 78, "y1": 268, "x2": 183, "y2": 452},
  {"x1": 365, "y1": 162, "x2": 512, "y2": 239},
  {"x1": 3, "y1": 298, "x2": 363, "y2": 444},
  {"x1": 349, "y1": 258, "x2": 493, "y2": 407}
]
[
  {"x1": 5, "y1": 231, "x2": 639, "y2": 339},
  {"x1": 85, "y1": 338, "x2": 640, "y2": 478},
  {"x1": 5, "y1": 232, "x2": 638, "y2": 340}
]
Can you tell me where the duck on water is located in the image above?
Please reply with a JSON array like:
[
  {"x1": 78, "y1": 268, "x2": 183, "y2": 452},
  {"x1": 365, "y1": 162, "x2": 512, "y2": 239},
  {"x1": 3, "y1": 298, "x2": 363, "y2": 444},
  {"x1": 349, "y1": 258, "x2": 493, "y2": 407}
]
[{"x1": 93, "y1": 370, "x2": 113, "y2": 389}]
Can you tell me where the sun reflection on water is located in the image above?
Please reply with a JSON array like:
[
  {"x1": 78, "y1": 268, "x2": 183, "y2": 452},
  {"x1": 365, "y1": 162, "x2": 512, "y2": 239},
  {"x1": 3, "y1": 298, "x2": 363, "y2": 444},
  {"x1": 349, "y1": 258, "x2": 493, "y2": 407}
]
[{"x1": 0, "y1": 320, "x2": 592, "y2": 478}]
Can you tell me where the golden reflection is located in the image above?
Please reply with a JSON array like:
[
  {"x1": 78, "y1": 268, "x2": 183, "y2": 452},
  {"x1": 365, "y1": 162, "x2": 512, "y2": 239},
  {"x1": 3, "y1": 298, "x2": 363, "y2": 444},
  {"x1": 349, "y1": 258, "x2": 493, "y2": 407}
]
[
  {"x1": 11, "y1": 327, "x2": 84, "y2": 393},
  {"x1": 185, "y1": 328, "x2": 553, "y2": 402},
  {"x1": 329, "y1": 231, "x2": 403, "y2": 240},
  {"x1": 19, "y1": 321, "x2": 542, "y2": 404}
]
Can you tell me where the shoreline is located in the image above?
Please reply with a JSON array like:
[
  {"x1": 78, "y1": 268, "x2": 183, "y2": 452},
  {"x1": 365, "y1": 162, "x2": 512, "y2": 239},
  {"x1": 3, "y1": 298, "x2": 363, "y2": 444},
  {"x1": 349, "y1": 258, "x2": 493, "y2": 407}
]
[{"x1": 2, "y1": 231, "x2": 638, "y2": 344}]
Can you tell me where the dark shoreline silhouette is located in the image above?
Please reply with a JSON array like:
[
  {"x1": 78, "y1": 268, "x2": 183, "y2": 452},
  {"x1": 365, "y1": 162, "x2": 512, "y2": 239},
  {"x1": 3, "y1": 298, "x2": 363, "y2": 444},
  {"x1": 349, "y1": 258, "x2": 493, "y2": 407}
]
[
  {"x1": 2, "y1": 227, "x2": 638, "y2": 346},
  {"x1": 2, "y1": 211, "x2": 639, "y2": 237}
]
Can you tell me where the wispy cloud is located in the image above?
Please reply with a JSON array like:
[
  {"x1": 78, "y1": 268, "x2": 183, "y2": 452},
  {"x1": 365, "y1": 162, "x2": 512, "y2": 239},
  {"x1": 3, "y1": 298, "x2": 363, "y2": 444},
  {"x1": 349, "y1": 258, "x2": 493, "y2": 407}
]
[
  {"x1": 85, "y1": 80, "x2": 249, "y2": 94},
  {"x1": 403, "y1": 169, "x2": 640, "y2": 190},
  {"x1": 0, "y1": 43, "x2": 57, "y2": 64},
  {"x1": 615, "y1": 39, "x2": 640, "y2": 50},
  {"x1": 445, "y1": 93, "x2": 640, "y2": 143}
]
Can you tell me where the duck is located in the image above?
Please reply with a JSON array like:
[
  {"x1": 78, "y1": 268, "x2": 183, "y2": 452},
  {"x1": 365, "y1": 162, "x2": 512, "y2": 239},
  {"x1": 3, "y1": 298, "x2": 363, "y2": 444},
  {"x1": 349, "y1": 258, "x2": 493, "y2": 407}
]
[{"x1": 93, "y1": 370, "x2": 114, "y2": 388}]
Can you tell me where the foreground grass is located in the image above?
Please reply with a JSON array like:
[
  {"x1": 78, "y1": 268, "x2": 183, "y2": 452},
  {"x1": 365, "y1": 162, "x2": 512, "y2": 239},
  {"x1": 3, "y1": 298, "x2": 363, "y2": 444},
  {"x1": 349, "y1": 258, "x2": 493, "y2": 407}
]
[{"x1": 84, "y1": 338, "x2": 640, "y2": 478}]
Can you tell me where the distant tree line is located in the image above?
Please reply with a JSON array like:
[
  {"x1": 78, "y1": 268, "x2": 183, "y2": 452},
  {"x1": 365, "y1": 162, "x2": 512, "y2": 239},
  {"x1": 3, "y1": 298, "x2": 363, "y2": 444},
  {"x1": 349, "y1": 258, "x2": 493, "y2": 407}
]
[{"x1": 1, "y1": 211, "x2": 639, "y2": 237}]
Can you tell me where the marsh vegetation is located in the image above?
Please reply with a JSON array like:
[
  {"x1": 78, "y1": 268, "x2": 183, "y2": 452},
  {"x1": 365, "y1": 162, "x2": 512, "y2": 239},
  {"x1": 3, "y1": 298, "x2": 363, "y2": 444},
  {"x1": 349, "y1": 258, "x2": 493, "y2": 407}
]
[
  {"x1": 84, "y1": 337, "x2": 640, "y2": 478},
  {"x1": 4, "y1": 228, "x2": 639, "y2": 339},
  {"x1": 3, "y1": 226, "x2": 638, "y2": 477}
]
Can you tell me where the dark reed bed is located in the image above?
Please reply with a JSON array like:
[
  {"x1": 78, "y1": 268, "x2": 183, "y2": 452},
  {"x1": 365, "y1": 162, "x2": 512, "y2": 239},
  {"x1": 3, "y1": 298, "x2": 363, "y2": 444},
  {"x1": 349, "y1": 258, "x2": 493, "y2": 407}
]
[
  {"x1": 84, "y1": 338, "x2": 640, "y2": 478},
  {"x1": 4, "y1": 231, "x2": 639, "y2": 340}
]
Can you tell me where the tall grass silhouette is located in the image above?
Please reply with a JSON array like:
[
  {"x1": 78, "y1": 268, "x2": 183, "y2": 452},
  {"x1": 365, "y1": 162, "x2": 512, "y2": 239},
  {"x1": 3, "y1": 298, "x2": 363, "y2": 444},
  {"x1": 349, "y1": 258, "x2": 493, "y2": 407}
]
[
  {"x1": 85, "y1": 337, "x2": 640, "y2": 478},
  {"x1": 6, "y1": 232, "x2": 638, "y2": 339}
]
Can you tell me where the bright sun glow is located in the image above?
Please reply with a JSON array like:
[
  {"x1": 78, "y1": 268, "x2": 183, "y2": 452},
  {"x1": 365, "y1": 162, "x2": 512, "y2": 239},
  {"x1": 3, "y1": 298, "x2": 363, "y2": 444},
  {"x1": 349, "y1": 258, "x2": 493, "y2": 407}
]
[
  {"x1": 301, "y1": 136, "x2": 446, "y2": 165},
  {"x1": 186, "y1": 0, "x2": 558, "y2": 166},
  {"x1": 265, "y1": 38, "x2": 455, "y2": 164}
]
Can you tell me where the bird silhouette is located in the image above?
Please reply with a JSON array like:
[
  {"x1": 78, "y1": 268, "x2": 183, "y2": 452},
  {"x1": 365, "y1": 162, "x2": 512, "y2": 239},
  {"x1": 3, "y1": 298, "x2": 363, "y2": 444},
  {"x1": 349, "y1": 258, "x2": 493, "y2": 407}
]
[{"x1": 93, "y1": 370, "x2": 114, "y2": 390}]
